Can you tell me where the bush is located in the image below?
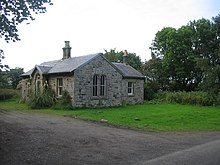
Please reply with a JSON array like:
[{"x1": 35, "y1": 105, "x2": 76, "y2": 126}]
[
  {"x1": 155, "y1": 91, "x2": 219, "y2": 106},
  {"x1": 27, "y1": 87, "x2": 56, "y2": 109},
  {"x1": 53, "y1": 90, "x2": 73, "y2": 110},
  {"x1": 0, "y1": 88, "x2": 20, "y2": 101},
  {"x1": 144, "y1": 81, "x2": 160, "y2": 100}
]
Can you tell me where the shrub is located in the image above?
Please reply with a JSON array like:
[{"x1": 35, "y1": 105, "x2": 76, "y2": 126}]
[
  {"x1": 53, "y1": 90, "x2": 73, "y2": 110},
  {"x1": 155, "y1": 91, "x2": 219, "y2": 106},
  {"x1": 0, "y1": 88, "x2": 20, "y2": 101},
  {"x1": 144, "y1": 81, "x2": 160, "y2": 100},
  {"x1": 27, "y1": 87, "x2": 56, "y2": 109}
]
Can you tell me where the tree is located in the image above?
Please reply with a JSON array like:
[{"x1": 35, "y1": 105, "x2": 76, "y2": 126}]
[
  {"x1": 104, "y1": 49, "x2": 143, "y2": 71},
  {"x1": 149, "y1": 16, "x2": 220, "y2": 92},
  {"x1": 150, "y1": 26, "x2": 197, "y2": 91},
  {"x1": 0, "y1": 0, "x2": 53, "y2": 70},
  {"x1": 0, "y1": 67, "x2": 24, "y2": 88},
  {"x1": 9, "y1": 67, "x2": 24, "y2": 88},
  {"x1": 196, "y1": 15, "x2": 220, "y2": 94}
]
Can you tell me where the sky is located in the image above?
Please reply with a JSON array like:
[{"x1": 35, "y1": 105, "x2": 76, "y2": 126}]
[{"x1": 1, "y1": 0, "x2": 220, "y2": 72}]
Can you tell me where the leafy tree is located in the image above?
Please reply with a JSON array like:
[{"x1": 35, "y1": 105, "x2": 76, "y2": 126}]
[
  {"x1": 150, "y1": 26, "x2": 197, "y2": 91},
  {"x1": 0, "y1": 0, "x2": 53, "y2": 70},
  {"x1": 149, "y1": 15, "x2": 220, "y2": 92},
  {"x1": 0, "y1": 67, "x2": 24, "y2": 88},
  {"x1": 104, "y1": 49, "x2": 143, "y2": 71},
  {"x1": 143, "y1": 53, "x2": 167, "y2": 88},
  {"x1": 9, "y1": 67, "x2": 24, "y2": 88},
  {"x1": 0, "y1": 69, "x2": 9, "y2": 88},
  {"x1": 196, "y1": 15, "x2": 220, "y2": 94}
]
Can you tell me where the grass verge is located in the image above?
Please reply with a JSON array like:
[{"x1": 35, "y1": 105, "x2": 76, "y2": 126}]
[{"x1": 0, "y1": 99, "x2": 220, "y2": 132}]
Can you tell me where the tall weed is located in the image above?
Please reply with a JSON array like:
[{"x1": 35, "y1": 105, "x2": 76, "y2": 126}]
[
  {"x1": 156, "y1": 91, "x2": 219, "y2": 106},
  {"x1": 27, "y1": 87, "x2": 56, "y2": 109},
  {"x1": 0, "y1": 88, "x2": 20, "y2": 101}
]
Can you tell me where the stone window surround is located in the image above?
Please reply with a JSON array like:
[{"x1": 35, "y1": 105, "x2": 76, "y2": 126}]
[
  {"x1": 57, "y1": 78, "x2": 63, "y2": 97},
  {"x1": 92, "y1": 74, "x2": 107, "y2": 99},
  {"x1": 128, "y1": 82, "x2": 134, "y2": 96}
]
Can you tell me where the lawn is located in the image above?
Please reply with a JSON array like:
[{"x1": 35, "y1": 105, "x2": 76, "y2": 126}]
[{"x1": 0, "y1": 99, "x2": 220, "y2": 132}]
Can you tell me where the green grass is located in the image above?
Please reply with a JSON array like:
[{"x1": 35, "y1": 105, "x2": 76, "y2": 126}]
[{"x1": 0, "y1": 99, "x2": 220, "y2": 132}]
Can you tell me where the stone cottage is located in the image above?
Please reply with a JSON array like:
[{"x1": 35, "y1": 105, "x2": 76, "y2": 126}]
[{"x1": 20, "y1": 41, "x2": 145, "y2": 107}]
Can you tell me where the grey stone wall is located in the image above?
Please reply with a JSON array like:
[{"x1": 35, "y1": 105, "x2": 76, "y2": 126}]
[
  {"x1": 121, "y1": 78, "x2": 144, "y2": 105},
  {"x1": 74, "y1": 55, "x2": 123, "y2": 107},
  {"x1": 20, "y1": 78, "x2": 29, "y2": 101}
]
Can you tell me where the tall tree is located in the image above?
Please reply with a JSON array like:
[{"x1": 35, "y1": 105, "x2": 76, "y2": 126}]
[
  {"x1": 0, "y1": 0, "x2": 53, "y2": 70},
  {"x1": 195, "y1": 15, "x2": 220, "y2": 94},
  {"x1": 149, "y1": 16, "x2": 220, "y2": 92}
]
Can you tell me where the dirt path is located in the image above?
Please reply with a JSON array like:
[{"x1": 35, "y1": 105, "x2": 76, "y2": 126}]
[{"x1": 0, "y1": 109, "x2": 220, "y2": 165}]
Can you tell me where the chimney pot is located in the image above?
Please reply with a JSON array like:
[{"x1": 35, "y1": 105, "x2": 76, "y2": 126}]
[
  {"x1": 123, "y1": 50, "x2": 128, "y2": 64},
  {"x1": 63, "y1": 41, "x2": 71, "y2": 59}
]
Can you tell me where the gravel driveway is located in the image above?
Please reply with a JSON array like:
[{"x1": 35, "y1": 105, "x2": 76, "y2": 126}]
[{"x1": 0, "y1": 109, "x2": 220, "y2": 165}]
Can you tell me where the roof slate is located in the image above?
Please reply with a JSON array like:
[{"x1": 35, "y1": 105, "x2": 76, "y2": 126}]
[
  {"x1": 36, "y1": 65, "x2": 52, "y2": 74},
  {"x1": 112, "y1": 62, "x2": 145, "y2": 79},
  {"x1": 22, "y1": 53, "x2": 144, "y2": 79},
  {"x1": 47, "y1": 54, "x2": 98, "y2": 74}
]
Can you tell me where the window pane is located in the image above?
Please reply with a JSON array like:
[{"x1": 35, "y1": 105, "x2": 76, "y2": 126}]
[
  {"x1": 57, "y1": 78, "x2": 63, "y2": 96},
  {"x1": 100, "y1": 75, "x2": 105, "y2": 96},
  {"x1": 128, "y1": 82, "x2": 133, "y2": 95},
  {"x1": 93, "y1": 75, "x2": 98, "y2": 96}
]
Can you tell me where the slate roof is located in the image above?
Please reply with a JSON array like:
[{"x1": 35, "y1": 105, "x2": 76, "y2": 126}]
[
  {"x1": 47, "y1": 54, "x2": 98, "y2": 74},
  {"x1": 21, "y1": 68, "x2": 34, "y2": 77},
  {"x1": 112, "y1": 62, "x2": 145, "y2": 79},
  {"x1": 21, "y1": 53, "x2": 145, "y2": 79},
  {"x1": 36, "y1": 65, "x2": 52, "y2": 74}
]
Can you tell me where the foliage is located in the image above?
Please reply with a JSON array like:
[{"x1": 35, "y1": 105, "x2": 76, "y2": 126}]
[
  {"x1": 155, "y1": 91, "x2": 219, "y2": 106},
  {"x1": 0, "y1": 88, "x2": 20, "y2": 101},
  {"x1": 104, "y1": 49, "x2": 143, "y2": 71},
  {"x1": 27, "y1": 87, "x2": 56, "y2": 109},
  {"x1": 53, "y1": 90, "x2": 73, "y2": 110},
  {"x1": 144, "y1": 81, "x2": 160, "y2": 100},
  {"x1": 0, "y1": 67, "x2": 24, "y2": 88},
  {"x1": 0, "y1": 0, "x2": 53, "y2": 70},
  {"x1": 0, "y1": 50, "x2": 9, "y2": 70},
  {"x1": 146, "y1": 15, "x2": 220, "y2": 92}
]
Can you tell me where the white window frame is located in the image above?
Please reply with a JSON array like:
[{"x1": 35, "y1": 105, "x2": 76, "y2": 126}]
[
  {"x1": 128, "y1": 82, "x2": 134, "y2": 96},
  {"x1": 93, "y1": 75, "x2": 98, "y2": 96},
  {"x1": 100, "y1": 75, "x2": 106, "y2": 96},
  {"x1": 57, "y1": 78, "x2": 63, "y2": 97}
]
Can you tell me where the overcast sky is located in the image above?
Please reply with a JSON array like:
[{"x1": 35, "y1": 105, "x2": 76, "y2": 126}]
[{"x1": 1, "y1": 0, "x2": 219, "y2": 71}]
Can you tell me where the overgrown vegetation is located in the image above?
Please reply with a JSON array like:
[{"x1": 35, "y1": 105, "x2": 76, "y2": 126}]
[
  {"x1": 53, "y1": 90, "x2": 73, "y2": 110},
  {"x1": 153, "y1": 91, "x2": 220, "y2": 106},
  {"x1": 0, "y1": 88, "x2": 20, "y2": 101},
  {"x1": 27, "y1": 87, "x2": 56, "y2": 109}
]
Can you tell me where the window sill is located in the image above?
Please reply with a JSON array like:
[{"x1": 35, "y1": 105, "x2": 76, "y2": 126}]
[{"x1": 92, "y1": 96, "x2": 107, "y2": 100}]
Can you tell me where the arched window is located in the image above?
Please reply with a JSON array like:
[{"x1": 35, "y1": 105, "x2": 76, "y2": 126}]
[
  {"x1": 100, "y1": 75, "x2": 106, "y2": 96},
  {"x1": 93, "y1": 75, "x2": 98, "y2": 96}
]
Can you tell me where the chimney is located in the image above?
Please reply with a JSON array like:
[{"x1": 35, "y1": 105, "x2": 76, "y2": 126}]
[
  {"x1": 63, "y1": 41, "x2": 71, "y2": 59},
  {"x1": 123, "y1": 50, "x2": 128, "y2": 64}
]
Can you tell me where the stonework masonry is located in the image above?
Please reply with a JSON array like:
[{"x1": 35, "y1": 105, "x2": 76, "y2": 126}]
[
  {"x1": 20, "y1": 44, "x2": 145, "y2": 108},
  {"x1": 74, "y1": 55, "x2": 123, "y2": 107}
]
